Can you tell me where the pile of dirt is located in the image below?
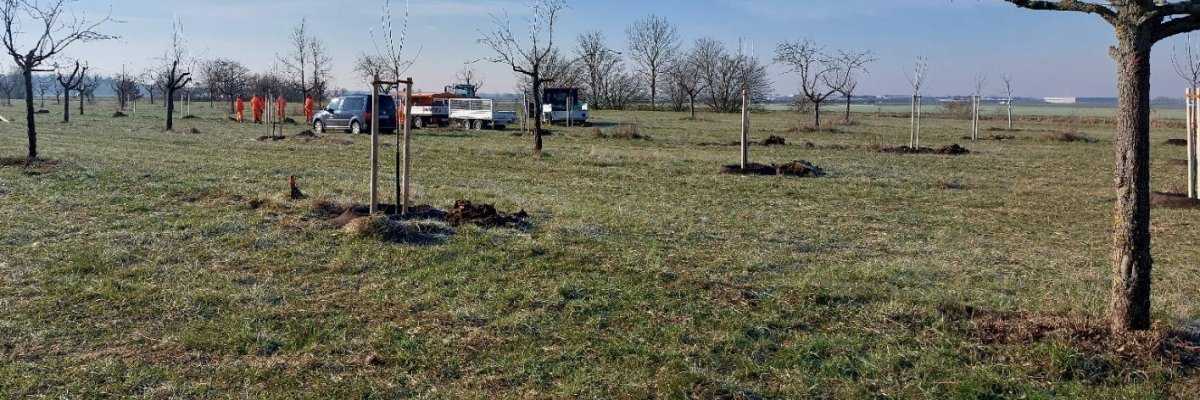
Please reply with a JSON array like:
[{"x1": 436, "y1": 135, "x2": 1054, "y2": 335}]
[
  {"x1": 776, "y1": 160, "x2": 826, "y2": 177},
  {"x1": 1043, "y1": 132, "x2": 1097, "y2": 143},
  {"x1": 1165, "y1": 138, "x2": 1189, "y2": 146},
  {"x1": 188, "y1": 127, "x2": 202, "y2": 134},
  {"x1": 34, "y1": 109, "x2": 49, "y2": 114},
  {"x1": 342, "y1": 214, "x2": 454, "y2": 244},
  {"x1": 963, "y1": 135, "x2": 1016, "y2": 141},
  {"x1": 446, "y1": 200, "x2": 529, "y2": 228},
  {"x1": 112, "y1": 111, "x2": 127, "y2": 118},
  {"x1": 255, "y1": 135, "x2": 286, "y2": 142},
  {"x1": 760, "y1": 135, "x2": 786, "y2": 146},
  {"x1": 181, "y1": 115, "x2": 199, "y2": 120},
  {"x1": 283, "y1": 117, "x2": 299, "y2": 124},
  {"x1": 877, "y1": 144, "x2": 971, "y2": 155},
  {"x1": 1151, "y1": 191, "x2": 1200, "y2": 210},
  {"x1": 719, "y1": 161, "x2": 826, "y2": 177}
]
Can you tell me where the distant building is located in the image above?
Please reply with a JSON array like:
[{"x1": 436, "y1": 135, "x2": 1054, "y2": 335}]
[{"x1": 1044, "y1": 97, "x2": 1077, "y2": 104}]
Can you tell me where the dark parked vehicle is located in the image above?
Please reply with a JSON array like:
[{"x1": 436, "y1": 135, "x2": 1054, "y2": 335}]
[{"x1": 312, "y1": 94, "x2": 398, "y2": 134}]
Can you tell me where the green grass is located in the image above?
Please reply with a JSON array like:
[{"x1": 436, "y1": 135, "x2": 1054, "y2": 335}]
[{"x1": 2, "y1": 99, "x2": 1199, "y2": 398}]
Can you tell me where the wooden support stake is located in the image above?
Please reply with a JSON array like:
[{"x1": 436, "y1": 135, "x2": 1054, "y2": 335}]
[
  {"x1": 369, "y1": 80, "x2": 380, "y2": 215},
  {"x1": 740, "y1": 89, "x2": 749, "y2": 169}
]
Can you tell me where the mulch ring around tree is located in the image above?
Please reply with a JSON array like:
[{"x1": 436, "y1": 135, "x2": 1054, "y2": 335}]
[
  {"x1": 876, "y1": 144, "x2": 971, "y2": 155},
  {"x1": 0, "y1": 157, "x2": 77, "y2": 175},
  {"x1": 1165, "y1": 138, "x2": 1188, "y2": 146},
  {"x1": 941, "y1": 303, "x2": 1200, "y2": 377},
  {"x1": 255, "y1": 130, "x2": 354, "y2": 145},
  {"x1": 719, "y1": 160, "x2": 826, "y2": 177},
  {"x1": 1152, "y1": 191, "x2": 1200, "y2": 210}
]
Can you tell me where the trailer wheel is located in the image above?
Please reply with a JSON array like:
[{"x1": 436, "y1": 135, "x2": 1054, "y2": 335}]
[
  {"x1": 413, "y1": 117, "x2": 425, "y2": 129},
  {"x1": 471, "y1": 120, "x2": 483, "y2": 130}
]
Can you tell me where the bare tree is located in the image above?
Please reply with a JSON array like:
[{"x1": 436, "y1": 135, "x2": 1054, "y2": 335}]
[
  {"x1": 455, "y1": 65, "x2": 485, "y2": 91},
  {"x1": 775, "y1": 38, "x2": 836, "y2": 128},
  {"x1": 200, "y1": 58, "x2": 248, "y2": 113},
  {"x1": 353, "y1": 52, "x2": 391, "y2": 83},
  {"x1": 1004, "y1": 0, "x2": 1200, "y2": 332},
  {"x1": 279, "y1": 18, "x2": 310, "y2": 98},
  {"x1": 625, "y1": 15, "x2": 679, "y2": 111},
  {"x1": 1172, "y1": 33, "x2": 1200, "y2": 200},
  {"x1": 110, "y1": 66, "x2": 138, "y2": 110},
  {"x1": 53, "y1": 60, "x2": 85, "y2": 122},
  {"x1": 478, "y1": 0, "x2": 567, "y2": 155},
  {"x1": 158, "y1": 19, "x2": 192, "y2": 131},
  {"x1": 971, "y1": 72, "x2": 988, "y2": 140},
  {"x1": 78, "y1": 69, "x2": 99, "y2": 111},
  {"x1": 904, "y1": 56, "x2": 929, "y2": 148},
  {"x1": 826, "y1": 49, "x2": 875, "y2": 124},
  {"x1": 34, "y1": 74, "x2": 50, "y2": 108},
  {"x1": 669, "y1": 43, "x2": 709, "y2": 119},
  {"x1": 2, "y1": 0, "x2": 114, "y2": 159},
  {"x1": 138, "y1": 68, "x2": 160, "y2": 105},
  {"x1": 0, "y1": 67, "x2": 17, "y2": 105},
  {"x1": 1000, "y1": 73, "x2": 1014, "y2": 130},
  {"x1": 575, "y1": 30, "x2": 621, "y2": 109},
  {"x1": 693, "y1": 37, "x2": 772, "y2": 113},
  {"x1": 308, "y1": 37, "x2": 331, "y2": 100}
]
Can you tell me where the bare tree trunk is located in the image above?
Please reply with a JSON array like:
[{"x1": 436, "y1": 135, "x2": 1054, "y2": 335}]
[
  {"x1": 166, "y1": 88, "x2": 176, "y2": 131},
  {"x1": 79, "y1": 90, "x2": 84, "y2": 116},
  {"x1": 813, "y1": 99, "x2": 822, "y2": 128},
  {"x1": 23, "y1": 68, "x2": 36, "y2": 159},
  {"x1": 689, "y1": 97, "x2": 696, "y2": 120},
  {"x1": 1109, "y1": 33, "x2": 1153, "y2": 332},
  {"x1": 62, "y1": 87, "x2": 70, "y2": 123},
  {"x1": 845, "y1": 95, "x2": 852, "y2": 124},
  {"x1": 533, "y1": 79, "x2": 543, "y2": 155}
]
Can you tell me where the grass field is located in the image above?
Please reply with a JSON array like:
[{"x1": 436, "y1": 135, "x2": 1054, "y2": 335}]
[{"x1": 2, "y1": 99, "x2": 1199, "y2": 398}]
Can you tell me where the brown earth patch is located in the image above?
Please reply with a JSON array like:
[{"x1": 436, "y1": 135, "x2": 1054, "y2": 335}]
[
  {"x1": 0, "y1": 157, "x2": 76, "y2": 175},
  {"x1": 446, "y1": 200, "x2": 529, "y2": 228},
  {"x1": 760, "y1": 135, "x2": 786, "y2": 146},
  {"x1": 112, "y1": 111, "x2": 127, "y2": 118},
  {"x1": 1167, "y1": 159, "x2": 1189, "y2": 166},
  {"x1": 1043, "y1": 132, "x2": 1097, "y2": 143},
  {"x1": 1151, "y1": 191, "x2": 1200, "y2": 210},
  {"x1": 1165, "y1": 139, "x2": 1188, "y2": 146},
  {"x1": 719, "y1": 161, "x2": 826, "y2": 177},
  {"x1": 963, "y1": 134, "x2": 1016, "y2": 141},
  {"x1": 876, "y1": 144, "x2": 970, "y2": 155}
]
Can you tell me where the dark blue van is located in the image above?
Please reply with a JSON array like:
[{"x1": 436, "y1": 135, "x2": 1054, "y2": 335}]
[{"x1": 312, "y1": 94, "x2": 398, "y2": 134}]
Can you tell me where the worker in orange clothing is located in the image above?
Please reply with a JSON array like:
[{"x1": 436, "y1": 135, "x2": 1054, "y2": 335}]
[
  {"x1": 275, "y1": 94, "x2": 287, "y2": 122},
  {"x1": 303, "y1": 94, "x2": 315, "y2": 123},
  {"x1": 234, "y1": 95, "x2": 245, "y2": 123},
  {"x1": 250, "y1": 93, "x2": 264, "y2": 124}
]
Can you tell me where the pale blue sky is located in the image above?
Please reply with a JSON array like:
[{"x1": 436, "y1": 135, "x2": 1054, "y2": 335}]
[{"x1": 16, "y1": 0, "x2": 1195, "y2": 97}]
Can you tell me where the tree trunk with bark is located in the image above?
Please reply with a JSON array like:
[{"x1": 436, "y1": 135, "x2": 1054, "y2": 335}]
[
  {"x1": 22, "y1": 66, "x2": 36, "y2": 159},
  {"x1": 532, "y1": 77, "x2": 543, "y2": 155},
  {"x1": 1108, "y1": 28, "x2": 1154, "y2": 332}
]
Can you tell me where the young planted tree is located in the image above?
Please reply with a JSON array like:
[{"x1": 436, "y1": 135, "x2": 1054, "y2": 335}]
[
  {"x1": 904, "y1": 56, "x2": 929, "y2": 148},
  {"x1": 625, "y1": 15, "x2": 679, "y2": 111},
  {"x1": 79, "y1": 69, "x2": 99, "y2": 112},
  {"x1": 158, "y1": 20, "x2": 192, "y2": 131},
  {"x1": 1000, "y1": 73, "x2": 1015, "y2": 130},
  {"x1": 775, "y1": 38, "x2": 836, "y2": 128},
  {"x1": 53, "y1": 60, "x2": 85, "y2": 122},
  {"x1": 971, "y1": 72, "x2": 988, "y2": 139},
  {"x1": 1171, "y1": 33, "x2": 1200, "y2": 199},
  {"x1": 1003, "y1": 0, "x2": 1200, "y2": 332},
  {"x1": 826, "y1": 49, "x2": 875, "y2": 124},
  {"x1": 478, "y1": 0, "x2": 567, "y2": 155},
  {"x1": 34, "y1": 74, "x2": 50, "y2": 107},
  {"x1": 49, "y1": 77, "x2": 61, "y2": 104},
  {"x1": 1, "y1": 0, "x2": 114, "y2": 159},
  {"x1": 111, "y1": 66, "x2": 139, "y2": 111},
  {"x1": 308, "y1": 37, "x2": 331, "y2": 101}
]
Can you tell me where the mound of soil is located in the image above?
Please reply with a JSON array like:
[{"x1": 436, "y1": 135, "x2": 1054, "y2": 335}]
[
  {"x1": 760, "y1": 135, "x2": 786, "y2": 146},
  {"x1": 1043, "y1": 132, "x2": 1097, "y2": 143},
  {"x1": 1168, "y1": 159, "x2": 1189, "y2": 166},
  {"x1": 1165, "y1": 139, "x2": 1189, "y2": 146},
  {"x1": 34, "y1": 109, "x2": 49, "y2": 114},
  {"x1": 255, "y1": 135, "x2": 286, "y2": 141},
  {"x1": 283, "y1": 117, "x2": 299, "y2": 124},
  {"x1": 719, "y1": 163, "x2": 777, "y2": 176},
  {"x1": 112, "y1": 111, "x2": 127, "y2": 118},
  {"x1": 181, "y1": 115, "x2": 199, "y2": 120},
  {"x1": 1152, "y1": 191, "x2": 1200, "y2": 210},
  {"x1": 188, "y1": 128, "x2": 202, "y2": 134},
  {"x1": 777, "y1": 160, "x2": 826, "y2": 177},
  {"x1": 877, "y1": 144, "x2": 971, "y2": 155},
  {"x1": 963, "y1": 135, "x2": 1015, "y2": 141},
  {"x1": 446, "y1": 200, "x2": 528, "y2": 228}
]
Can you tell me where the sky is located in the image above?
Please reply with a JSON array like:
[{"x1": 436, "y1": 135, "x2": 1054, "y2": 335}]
[{"x1": 12, "y1": 0, "x2": 1199, "y2": 98}]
